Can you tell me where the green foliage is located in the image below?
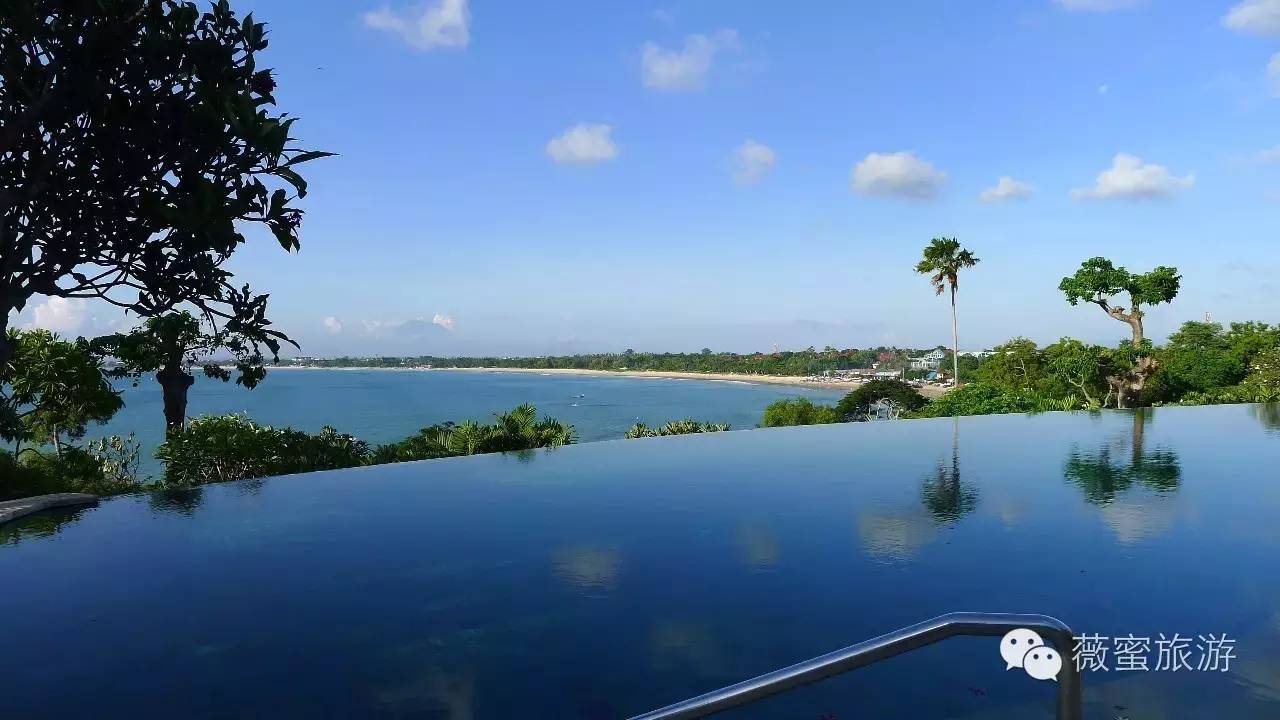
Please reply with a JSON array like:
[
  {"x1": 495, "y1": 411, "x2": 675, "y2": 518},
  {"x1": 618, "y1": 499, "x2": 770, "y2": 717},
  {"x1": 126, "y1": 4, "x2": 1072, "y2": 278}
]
[
  {"x1": 1158, "y1": 322, "x2": 1246, "y2": 397},
  {"x1": 919, "y1": 382, "x2": 1077, "y2": 417},
  {"x1": 371, "y1": 405, "x2": 577, "y2": 464},
  {"x1": 3, "y1": 330, "x2": 122, "y2": 447},
  {"x1": 1, "y1": 435, "x2": 148, "y2": 500},
  {"x1": 156, "y1": 415, "x2": 370, "y2": 487},
  {"x1": 1042, "y1": 338, "x2": 1114, "y2": 408},
  {"x1": 761, "y1": 398, "x2": 842, "y2": 427},
  {"x1": 1178, "y1": 348, "x2": 1280, "y2": 405},
  {"x1": 1240, "y1": 348, "x2": 1280, "y2": 402},
  {"x1": 1059, "y1": 258, "x2": 1181, "y2": 311},
  {"x1": 0, "y1": 0, "x2": 329, "y2": 376},
  {"x1": 914, "y1": 238, "x2": 980, "y2": 296},
  {"x1": 974, "y1": 338, "x2": 1046, "y2": 393},
  {"x1": 1225, "y1": 322, "x2": 1280, "y2": 367},
  {"x1": 835, "y1": 379, "x2": 927, "y2": 419},
  {"x1": 95, "y1": 311, "x2": 278, "y2": 389},
  {"x1": 625, "y1": 420, "x2": 731, "y2": 438},
  {"x1": 1063, "y1": 446, "x2": 1180, "y2": 505}
]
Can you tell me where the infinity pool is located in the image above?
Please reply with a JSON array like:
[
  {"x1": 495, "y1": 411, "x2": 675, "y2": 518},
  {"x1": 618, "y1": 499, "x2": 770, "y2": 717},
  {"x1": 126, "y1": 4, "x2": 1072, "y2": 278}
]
[{"x1": 3, "y1": 404, "x2": 1279, "y2": 718}]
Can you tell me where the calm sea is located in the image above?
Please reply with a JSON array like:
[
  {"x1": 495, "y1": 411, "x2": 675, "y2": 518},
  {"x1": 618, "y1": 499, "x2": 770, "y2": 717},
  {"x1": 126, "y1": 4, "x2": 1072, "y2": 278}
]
[{"x1": 93, "y1": 369, "x2": 844, "y2": 475}]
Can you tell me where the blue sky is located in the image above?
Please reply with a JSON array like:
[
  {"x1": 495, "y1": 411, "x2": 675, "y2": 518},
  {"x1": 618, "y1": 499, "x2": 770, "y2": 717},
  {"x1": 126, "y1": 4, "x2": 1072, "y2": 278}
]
[{"x1": 16, "y1": 0, "x2": 1280, "y2": 356}]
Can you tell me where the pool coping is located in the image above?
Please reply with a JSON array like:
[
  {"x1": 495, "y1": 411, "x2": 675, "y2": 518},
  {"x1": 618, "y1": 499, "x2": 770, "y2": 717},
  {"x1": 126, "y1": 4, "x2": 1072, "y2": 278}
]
[{"x1": 0, "y1": 493, "x2": 99, "y2": 526}]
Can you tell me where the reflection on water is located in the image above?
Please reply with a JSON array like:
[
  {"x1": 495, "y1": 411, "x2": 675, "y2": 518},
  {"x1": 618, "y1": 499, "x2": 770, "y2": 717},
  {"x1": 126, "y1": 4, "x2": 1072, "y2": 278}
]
[
  {"x1": 1251, "y1": 403, "x2": 1280, "y2": 433},
  {"x1": 148, "y1": 487, "x2": 206, "y2": 516},
  {"x1": 1064, "y1": 410, "x2": 1180, "y2": 505},
  {"x1": 3, "y1": 403, "x2": 1279, "y2": 718},
  {"x1": 737, "y1": 521, "x2": 780, "y2": 570},
  {"x1": 920, "y1": 418, "x2": 978, "y2": 522},
  {"x1": 650, "y1": 620, "x2": 729, "y2": 676},
  {"x1": 859, "y1": 418, "x2": 977, "y2": 561},
  {"x1": 857, "y1": 512, "x2": 937, "y2": 561},
  {"x1": 0, "y1": 507, "x2": 87, "y2": 546},
  {"x1": 553, "y1": 545, "x2": 619, "y2": 592},
  {"x1": 374, "y1": 668, "x2": 475, "y2": 720}
]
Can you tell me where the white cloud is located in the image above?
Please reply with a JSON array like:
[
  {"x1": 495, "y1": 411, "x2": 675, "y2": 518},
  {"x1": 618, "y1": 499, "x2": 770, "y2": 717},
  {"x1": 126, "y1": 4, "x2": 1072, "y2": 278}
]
[
  {"x1": 1054, "y1": 0, "x2": 1139, "y2": 10},
  {"x1": 1268, "y1": 52, "x2": 1280, "y2": 96},
  {"x1": 641, "y1": 30, "x2": 739, "y2": 92},
  {"x1": 322, "y1": 316, "x2": 343, "y2": 334},
  {"x1": 980, "y1": 176, "x2": 1034, "y2": 203},
  {"x1": 24, "y1": 296, "x2": 90, "y2": 335},
  {"x1": 1070, "y1": 153, "x2": 1194, "y2": 200},
  {"x1": 1224, "y1": 0, "x2": 1280, "y2": 36},
  {"x1": 732, "y1": 140, "x2": 777, "y2": 185},
  {"x1": 546, "y1": 123, "x2": 618, "y2": 165},
  {"x1": 363, "y1": 0, "x2": 469, "y2": 51},
  {"x1": 850, "y1": 151, "x2": 947, "y2": 200},
  {"x1": 1257, "y1": 145, "x2": 1280, "y2": 163},
  {"x1": 432, "y1": 313, "x2": 455, "y2": 331}
]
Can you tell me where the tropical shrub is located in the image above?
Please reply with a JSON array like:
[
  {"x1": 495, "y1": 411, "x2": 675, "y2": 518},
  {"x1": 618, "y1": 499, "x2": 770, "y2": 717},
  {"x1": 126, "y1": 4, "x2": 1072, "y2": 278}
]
[
  {"x1": 625, "y1": 420, "x2": 731, "y2": 438},
  {"x1": 1157, "y1": 322, "x2": 1247, "y2": 398},
  {"x1": 918, "y1": 382, "x2": 1078, "y2": 417},
  {"x1": 371, "y1": 405, "x2": 577, "y2": 463},
  {"x1": 156, "y1": 415, "x2": 370, "y2": 487},
  {"x1": 835, "y1": 379, "x2": 927, "y2": 420},
  {"x1": 761, "y1": 398, "x2": 842, "y2": 427},
  {"x1": 0, "y1": 434, "x2": 148, "y2": 500}
]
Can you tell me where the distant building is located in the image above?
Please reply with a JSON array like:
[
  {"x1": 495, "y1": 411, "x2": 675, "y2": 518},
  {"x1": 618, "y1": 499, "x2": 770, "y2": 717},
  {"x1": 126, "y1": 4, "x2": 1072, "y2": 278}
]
[{"x1": 907, "y1": 348, "x2": 946, "y2": 371}]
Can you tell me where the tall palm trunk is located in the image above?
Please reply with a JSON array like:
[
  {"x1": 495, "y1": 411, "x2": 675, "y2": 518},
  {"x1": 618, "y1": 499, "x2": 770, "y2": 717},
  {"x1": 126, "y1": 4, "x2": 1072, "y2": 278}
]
[{"x1": 949, "y1": 284, "x2": 960, "y2": 385}]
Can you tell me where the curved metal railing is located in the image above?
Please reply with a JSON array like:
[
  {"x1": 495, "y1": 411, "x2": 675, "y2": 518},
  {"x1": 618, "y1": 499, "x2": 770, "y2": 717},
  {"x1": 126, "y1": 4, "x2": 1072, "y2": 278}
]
[{"x1": 627, "y1": 612, "x2": 1081, "y2": 720}]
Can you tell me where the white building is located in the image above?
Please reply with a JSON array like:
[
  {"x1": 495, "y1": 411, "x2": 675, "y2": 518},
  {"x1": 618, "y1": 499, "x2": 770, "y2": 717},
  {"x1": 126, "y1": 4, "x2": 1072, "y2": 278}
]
[{"x1": 907, "y1": 348, "x2": 946, "y2": 371}]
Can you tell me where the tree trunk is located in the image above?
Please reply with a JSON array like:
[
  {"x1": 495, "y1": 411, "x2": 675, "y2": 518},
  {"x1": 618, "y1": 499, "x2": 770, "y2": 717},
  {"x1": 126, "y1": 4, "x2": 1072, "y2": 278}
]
[
  {"x1": 950, "y1": 285, "x2": 960, "y2": 385},
  {"x1": 0, "y1": 311, "x2": 12, "y2": 370},
  {"x1": 156, "y1": 364, "x2": 195, "y2": 432},
  {"x1": 1101, "y1": 302, "x2": 1155, "y2": 407},
  {"x1": 1127, "y1": 314, "x2": 1144, "y2": 347}
]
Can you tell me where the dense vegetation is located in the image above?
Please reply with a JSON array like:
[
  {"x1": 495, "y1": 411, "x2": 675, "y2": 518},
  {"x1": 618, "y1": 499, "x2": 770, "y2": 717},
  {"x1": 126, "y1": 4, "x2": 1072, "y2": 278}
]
[
  {"x1": 625, "y1": 421, "x2": 731, "y2": 438},
  {"x1": 296, "y1": 347, "x2": 936, "y2": 376},
  {"x1": 916, "y1": 322, "x2": 1280, "y2": 418}
]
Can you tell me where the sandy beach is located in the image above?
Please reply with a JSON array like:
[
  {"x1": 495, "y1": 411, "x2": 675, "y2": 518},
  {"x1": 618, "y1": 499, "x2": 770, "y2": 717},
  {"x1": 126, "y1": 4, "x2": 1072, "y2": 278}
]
[{"x1": 440, "y1": 366, "x2": 951, "y2": 398}]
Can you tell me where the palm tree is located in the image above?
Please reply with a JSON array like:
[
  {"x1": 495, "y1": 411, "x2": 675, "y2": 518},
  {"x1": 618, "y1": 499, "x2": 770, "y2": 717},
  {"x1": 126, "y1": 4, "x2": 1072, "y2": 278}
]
[{"x1": 915, "y1": 238, "x2": 980, "y2": 386}]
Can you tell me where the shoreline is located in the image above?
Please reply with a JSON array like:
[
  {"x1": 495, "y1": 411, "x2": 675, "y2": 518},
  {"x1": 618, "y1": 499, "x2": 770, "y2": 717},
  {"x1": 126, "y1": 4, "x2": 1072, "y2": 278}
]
[{"x1": 274, "y1": 364, "x2": 949, "y2": 398}]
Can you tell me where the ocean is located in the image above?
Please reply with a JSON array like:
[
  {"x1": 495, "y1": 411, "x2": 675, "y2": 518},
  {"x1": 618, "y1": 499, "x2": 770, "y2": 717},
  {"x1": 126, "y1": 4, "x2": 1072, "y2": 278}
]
[{"x1": 91, "y1": 369, "x2": 845, "y2": 476}]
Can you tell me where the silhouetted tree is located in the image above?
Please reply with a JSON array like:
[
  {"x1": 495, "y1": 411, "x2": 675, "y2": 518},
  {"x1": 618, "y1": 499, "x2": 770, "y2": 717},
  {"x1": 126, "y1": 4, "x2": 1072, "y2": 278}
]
[
  {"x1": 0, "y1": 0, "x2": 329, "y2": 390},
  {"x1": 94, "y1": 311, "x2": 275, "y2": 430}
]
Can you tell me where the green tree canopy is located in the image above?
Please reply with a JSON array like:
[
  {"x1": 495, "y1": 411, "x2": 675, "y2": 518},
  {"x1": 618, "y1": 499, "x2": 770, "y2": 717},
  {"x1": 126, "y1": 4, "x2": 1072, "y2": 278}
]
[
  {"x1": 1042, "y1": 338, "x2": 1113, "y2": 408},
  {"x1": 1158, "y1": 322, "x2": 1246, "y2": 397},
  {"x1": 0, "y1": 0, "x2": 329, "y2": 368},
  {"x1": 1058, "y1": 258, "x2": 1180, "y2": 345},
  {"x1": 835, "y1": 379, "x2": 927, "y2": 419},
  {"x1": 973, "y1": 338, "x2": 1045, "y2": 394},
  {"x1": 94, "y1": 310, "x2": 278, "y2": 429},
  {"x1": 761, "y1": 398, "x2": 841, "y2": 427},
  {"x1": 3, "y1": 329, "x2": 122, "y2": 452},
  {"x1": 1058, "y1": 257, "x2": 1180, "y2": 407}
]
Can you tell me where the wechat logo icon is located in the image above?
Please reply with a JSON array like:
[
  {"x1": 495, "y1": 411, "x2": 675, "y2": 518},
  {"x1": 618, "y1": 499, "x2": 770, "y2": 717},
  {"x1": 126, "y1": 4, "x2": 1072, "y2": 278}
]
[{"x1": 1001, "y1": 628, "x2": 1062, "y2": 681}]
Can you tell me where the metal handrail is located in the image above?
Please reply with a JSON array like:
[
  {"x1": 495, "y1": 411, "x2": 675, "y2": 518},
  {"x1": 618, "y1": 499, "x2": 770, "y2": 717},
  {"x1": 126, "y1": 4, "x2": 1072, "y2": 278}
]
[{"x1": 627, "y1": 612, "x2": 1081, "y2": 720}]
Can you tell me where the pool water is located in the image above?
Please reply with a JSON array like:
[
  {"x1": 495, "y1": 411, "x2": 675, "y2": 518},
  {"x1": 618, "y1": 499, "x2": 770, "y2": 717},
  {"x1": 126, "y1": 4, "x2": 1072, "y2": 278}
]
[{"x1": 3, "y1": 404, "x2": 1279, "y2": 719}]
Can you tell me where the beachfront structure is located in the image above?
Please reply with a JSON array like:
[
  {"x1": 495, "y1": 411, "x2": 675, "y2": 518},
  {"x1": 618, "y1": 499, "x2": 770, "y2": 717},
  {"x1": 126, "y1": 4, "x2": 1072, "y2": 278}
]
[{"x1": 907, "y1": 348, "x2": 946, "y2": 372}]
